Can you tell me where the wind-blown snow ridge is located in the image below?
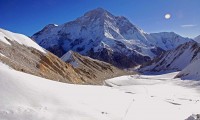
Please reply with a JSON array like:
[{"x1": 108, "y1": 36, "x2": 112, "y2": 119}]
[{"x1": 0, "y1": 28, "x2": 46, "y2": 53}]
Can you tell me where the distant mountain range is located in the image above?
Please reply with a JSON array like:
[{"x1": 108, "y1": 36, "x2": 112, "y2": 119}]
[
  {"x1": 32, "y1": 8, "x2": 192, "y2": 68},
  {"x1": 140, "y1": 41, "x2": 200, "y2": 80}
]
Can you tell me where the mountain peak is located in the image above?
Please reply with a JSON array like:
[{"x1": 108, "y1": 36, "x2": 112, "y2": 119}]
[
  {"x1": 93, "y1": 7, "x2": 106, "y2": 12},
  {"x1": 32, "y1": 8, "x2": 192, "y2": 68},
  {"x1": 44, "y1": 24, "x2": 58, "y2": 29},
  {"x1": 83, "y1": 8, "x2": 114, "y2": 19},
  {"x1": 85, "y1": 8, "x2": 108, "y2": 14}
]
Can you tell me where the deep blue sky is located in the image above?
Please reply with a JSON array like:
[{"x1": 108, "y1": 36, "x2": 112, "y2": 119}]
[{"x1": 0, "y1": 0, "x2": 200, "y2": 38}]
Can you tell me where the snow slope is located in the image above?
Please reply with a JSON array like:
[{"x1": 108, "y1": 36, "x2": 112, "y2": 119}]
[
  {"x1": 1, "y1": 61, "x2": 199, "y2": 120},
  {"x1": 176, "y1": 59, "x2": 200, "y2": 80},
  {"x1": 106, "y1": 73, "x2": 200, "y2": 120},
  {"x1": 147, "y1": 32, "x2": 191, "y2": 50},
  {"x1": 140, "y1": 41, "x2": 200, "y2": 72},
  {"x1": 0, "y1": 28, "x2": 45, "y2": 53},
  {"x1": 0, "y1": 62, "x2": 133, "y2": 120},
  {"x1": 32, "y1": 8, "x2": 192, "y2": 68},
  {"x1": 194, "y1": 35, "x2": 200, "y2": 43}
]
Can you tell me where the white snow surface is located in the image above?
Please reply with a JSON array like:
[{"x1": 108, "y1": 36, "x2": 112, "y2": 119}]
[
  {"x1": 177, "y1": 59, "x2": 200, "y2": 80},
  {"x1": 1, "y1": 61, "x2": 200, "y2": 120},
  {"x1": 0, "y1": 62, "x2": 133, "y2": 120},
  {"x1": 106, "y1": 72, "x2": 200, "y2": 120},
  {"x1": 0, "y1": 28, "x2": 46, "y2": 53}
]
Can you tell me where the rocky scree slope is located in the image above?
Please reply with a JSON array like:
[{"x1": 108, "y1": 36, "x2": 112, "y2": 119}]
[
  {"x1": 0, "y1": 28, "x2": 100, "y2": 84},
  {"x1": 61, "y1": 50, "x2": 132, "y2": 84}
]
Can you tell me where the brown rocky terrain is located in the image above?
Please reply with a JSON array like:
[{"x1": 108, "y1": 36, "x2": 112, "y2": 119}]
[
  {"x1": 0, "y1": 28, "x2": 132, "y2": 85},
  {"x1": 61, "y1": 51, "x2": 132, "y2": 84},
  {"x1": 0, "y1": 39, "x2": 84, "y2": 84}
]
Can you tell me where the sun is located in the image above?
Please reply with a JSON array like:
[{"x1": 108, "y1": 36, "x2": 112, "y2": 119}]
[{"x1": 165, "y1": 14, "x2": 171, "y2": 19}]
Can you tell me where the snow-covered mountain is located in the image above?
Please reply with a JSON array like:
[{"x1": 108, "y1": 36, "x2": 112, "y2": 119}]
[
  {"x1": 194, "y1": 35, "x2": 200, "y2": 43},
  {"x1": 0, "y1": 28, "x2": 128, "y2": 84},
  {"x1": 61, "y1": 50, "x2": 131, "y2": 84},
  {"x1": 140, "y1": 41, "x2": 200, "y2": 72},
  {"x1": 176, "y1": 59, "x2": 200, "y2": 80},
  {"x1": 32, "y1": 8, "x2": 192, "y2": 68},
  {"x1": 147, "y1": 32, "x2": 192, "y2": 50}
]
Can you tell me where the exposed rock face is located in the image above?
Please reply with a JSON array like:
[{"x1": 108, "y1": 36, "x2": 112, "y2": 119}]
[
  {"x1": 32, "y1": 8, "x2": 192, "y2": 68},
  {"x1": 0, "y1": 28, "x2": 131, "y2": 84},
  {"x1": 0, "y1": 28, "x2": 106, "y2": 84},
  {"x1": 0, "y1": 39, "x2": 83, "y2": 84},
  {"x1": 87, "y1": 48, "x2": 151, "y2": 68},
  {"x1": 140, "y1": 41, "x2": 200, "y2": 72},
  {"x1": 61, "y1": 51, "x2": 132, "y2": 84}
]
